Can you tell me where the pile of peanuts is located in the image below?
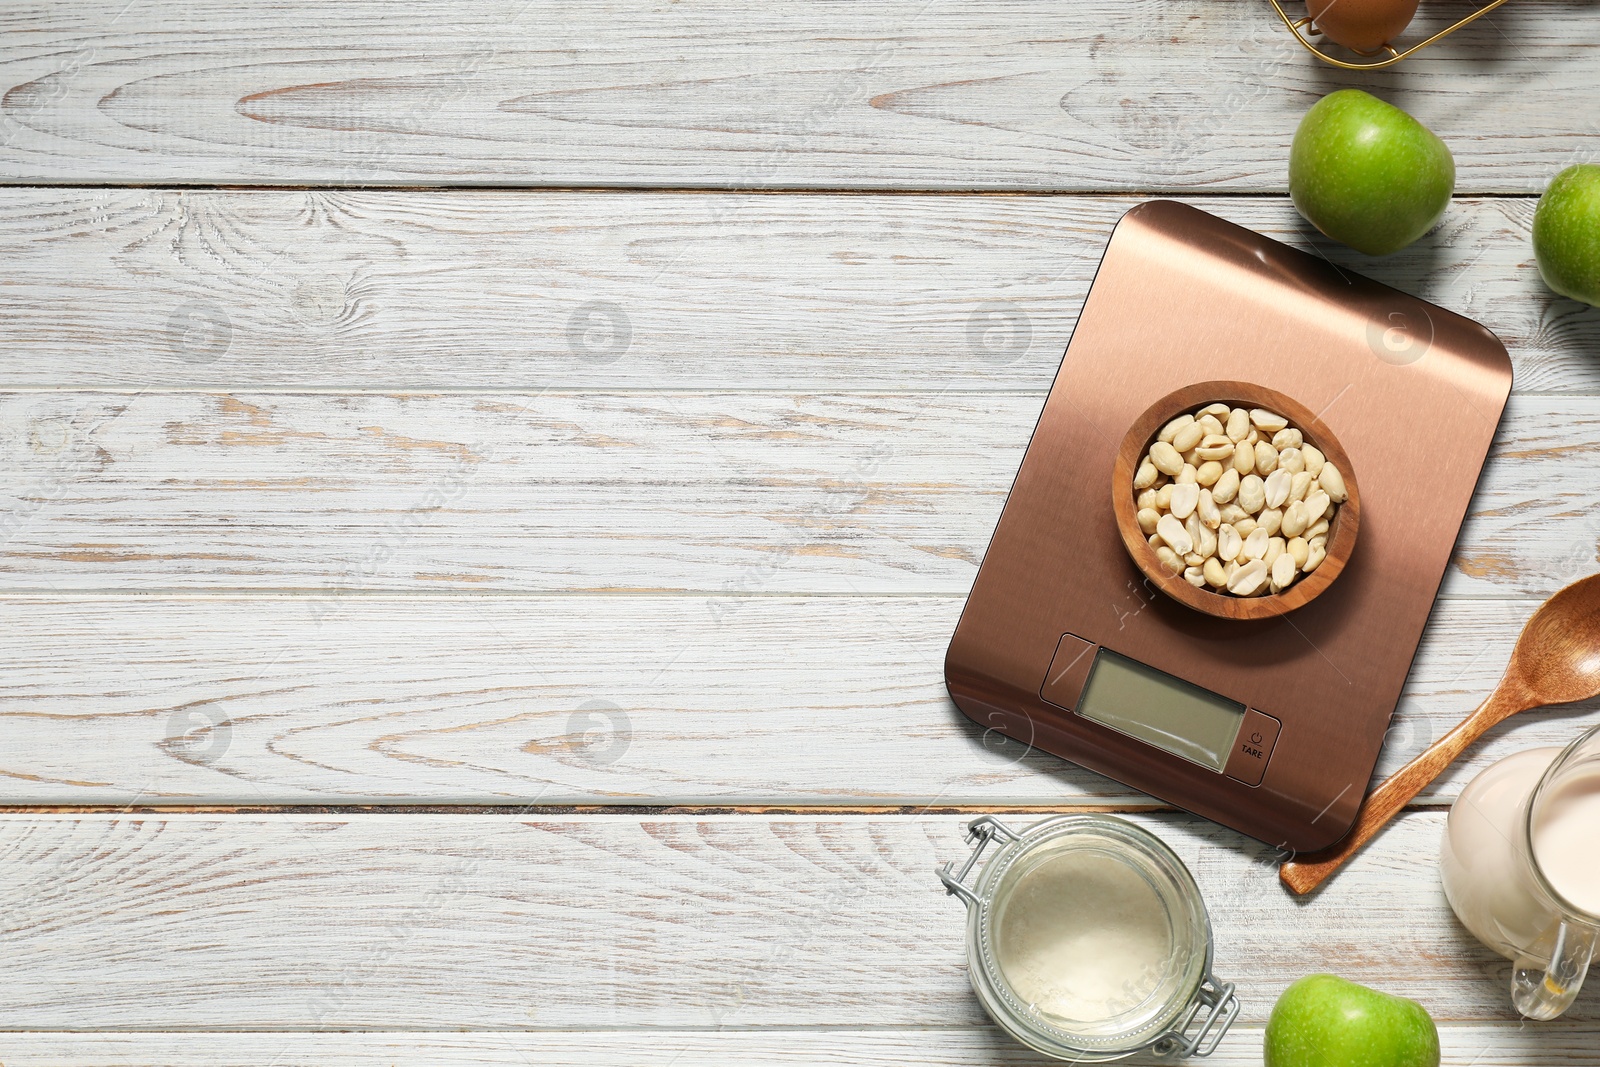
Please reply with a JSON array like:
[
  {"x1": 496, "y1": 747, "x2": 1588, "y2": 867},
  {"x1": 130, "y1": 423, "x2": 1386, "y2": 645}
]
[{"x1": 1133, "y1": 403, "x2": 1348, "y2": 597}]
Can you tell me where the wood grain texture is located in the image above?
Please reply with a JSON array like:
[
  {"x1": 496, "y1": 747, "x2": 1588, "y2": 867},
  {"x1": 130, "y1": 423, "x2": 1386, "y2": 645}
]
[
  {"x1": 1, "y1": 596, "x2": 1594, "y2": 805},
  {"x1": 0, "y1": 810, "x2": 1593, "y2": 1030},
  {"x1": 4, "y1": 0, "x2": 1597, "y2": 1053},
  {"x1": 5, "y1": 1026, "x2": 1598, "y2": 1066},
  {"x1": 0, "y1": 389, "x2": 1595, "y2": 598},
  {"x1": 0, "y1": 190, "x2": 1596, "y2": 393},
  {"x1": 0, "y1": 2, "x2": 1595, "y2": 190}
]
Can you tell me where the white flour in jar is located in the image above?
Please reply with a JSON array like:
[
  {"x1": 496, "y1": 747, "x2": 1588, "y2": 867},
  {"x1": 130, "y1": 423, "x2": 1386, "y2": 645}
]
[{"x1": 994, "y1": 848, "x2": 1173, "y2": 1022}]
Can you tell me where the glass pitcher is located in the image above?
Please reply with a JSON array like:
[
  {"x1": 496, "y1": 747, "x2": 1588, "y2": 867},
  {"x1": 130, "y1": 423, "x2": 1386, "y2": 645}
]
[{"x1": 1441, "y1": 725, "x2": 1600, "y2": 1021}]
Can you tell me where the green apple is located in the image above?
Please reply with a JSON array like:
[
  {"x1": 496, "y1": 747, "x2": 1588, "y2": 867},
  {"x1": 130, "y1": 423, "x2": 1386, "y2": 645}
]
[
  {"x1": 1533, "y1": 163, "x2": 1600, "y2": 307},
  {"x1": 1265, "y1": 974, "x2": 1440, "y2": 1067},
  {"x1": 1289, "y1": 89, "x2": 1455, "y2": 256}
]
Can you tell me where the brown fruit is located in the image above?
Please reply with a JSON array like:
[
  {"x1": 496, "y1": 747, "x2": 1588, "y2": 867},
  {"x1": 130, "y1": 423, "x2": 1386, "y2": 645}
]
[{"x1": 1306, "y1": 0, "x2": 1419, "y2": 51}]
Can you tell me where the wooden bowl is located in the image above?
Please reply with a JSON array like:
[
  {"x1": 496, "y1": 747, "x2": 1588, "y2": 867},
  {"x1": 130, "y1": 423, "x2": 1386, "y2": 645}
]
[{"x1": 1112, "y1": 381, "x2": 1361, "y2": 620}]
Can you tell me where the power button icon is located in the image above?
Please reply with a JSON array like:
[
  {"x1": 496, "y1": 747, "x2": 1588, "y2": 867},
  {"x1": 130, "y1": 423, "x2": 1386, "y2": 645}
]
[{"x1": 1224, "y1": 709, "x2": 1281, "y2": 788}]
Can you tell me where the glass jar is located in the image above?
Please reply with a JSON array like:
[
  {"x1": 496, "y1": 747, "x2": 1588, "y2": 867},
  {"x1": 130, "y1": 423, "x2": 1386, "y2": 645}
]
[{"x1": 937, "y1": 814, "x2": 1238, "y2": 1061}]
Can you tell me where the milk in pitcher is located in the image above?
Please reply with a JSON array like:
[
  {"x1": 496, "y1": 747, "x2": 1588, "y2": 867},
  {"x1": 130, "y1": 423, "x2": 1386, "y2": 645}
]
[{"x1": 1442, "y1": 732, "x2": 1600, "y2": 1020}]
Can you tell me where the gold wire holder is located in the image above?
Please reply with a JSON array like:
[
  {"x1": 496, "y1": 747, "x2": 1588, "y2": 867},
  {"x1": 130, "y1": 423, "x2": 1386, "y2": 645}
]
[{"x1": 1266, "y1": 0, "x2": 1515, "y2": 70}]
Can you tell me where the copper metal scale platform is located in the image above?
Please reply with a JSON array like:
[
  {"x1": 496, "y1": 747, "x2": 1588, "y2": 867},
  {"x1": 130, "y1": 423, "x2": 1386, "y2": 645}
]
[{"x1": 945, "y1": 201, "x2": 1513, "y2": 852}]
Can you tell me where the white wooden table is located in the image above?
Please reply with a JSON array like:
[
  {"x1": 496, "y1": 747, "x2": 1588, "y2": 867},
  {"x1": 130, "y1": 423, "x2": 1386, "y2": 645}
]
[{"x1": 1, "y1": 3, "x2": 1598, "y2": 1063}]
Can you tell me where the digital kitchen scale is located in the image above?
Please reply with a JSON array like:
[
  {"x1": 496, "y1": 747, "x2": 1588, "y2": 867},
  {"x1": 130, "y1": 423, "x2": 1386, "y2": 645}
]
[{"x1": 945, "y1": 201, "x2": 1513, "y2": 852}]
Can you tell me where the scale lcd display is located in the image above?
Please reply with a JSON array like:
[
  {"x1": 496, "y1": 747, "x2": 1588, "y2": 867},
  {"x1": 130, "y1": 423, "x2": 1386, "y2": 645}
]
[{"x1": 1076, "y1": 648, "x2": 1245, "y2": 772}]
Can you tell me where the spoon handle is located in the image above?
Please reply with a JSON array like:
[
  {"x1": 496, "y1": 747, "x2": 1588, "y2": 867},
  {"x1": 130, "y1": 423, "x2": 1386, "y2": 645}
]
[{"x1": 1279, "y1": 686, "x2": 1525, "y2": 895}]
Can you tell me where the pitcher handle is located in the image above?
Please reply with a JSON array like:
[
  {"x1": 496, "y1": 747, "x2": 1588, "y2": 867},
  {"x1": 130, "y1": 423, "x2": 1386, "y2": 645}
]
[{"x1": 1511, "y1": 920, "x2": 1598, "y2": 1021}]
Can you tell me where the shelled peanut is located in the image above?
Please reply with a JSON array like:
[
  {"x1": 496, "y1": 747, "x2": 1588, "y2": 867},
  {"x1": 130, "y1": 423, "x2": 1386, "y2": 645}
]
[{"x1": 1133, "y1": 403, "x2": 1348, "y2": 597}]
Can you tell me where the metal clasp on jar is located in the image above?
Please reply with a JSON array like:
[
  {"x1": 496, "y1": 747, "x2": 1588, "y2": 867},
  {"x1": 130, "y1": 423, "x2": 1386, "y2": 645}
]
[
  {"x1": 1149, "y1": 975, "x2": 1240, "y2": 1059},
  {"x1": 936, "y1": 815, "x2": 1018, "y2": 909}
]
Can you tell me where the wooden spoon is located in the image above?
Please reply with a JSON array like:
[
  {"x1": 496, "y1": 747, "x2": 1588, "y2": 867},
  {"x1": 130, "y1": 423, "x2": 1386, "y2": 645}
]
[{"x1": 1280, "y1": 573, "x2": 1600, "y2": 896}]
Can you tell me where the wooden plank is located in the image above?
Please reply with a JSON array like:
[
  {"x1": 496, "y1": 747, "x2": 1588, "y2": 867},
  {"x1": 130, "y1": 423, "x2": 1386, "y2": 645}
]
[
  {"x1": 4, "y1": 1025, "x2": 1596, "y2": 1066},
  {"x1": 0, "y1": 390, "x2": 1594, "y2": 598},
  {"x1": 0, "y1": 190, "x2": 1594, "y2": 393},
  {"x1": 0, "y1": 2, "x2": 1593, "y2": 191},
  {"x1": 1, "y1": 595, "x2": 1593, "y2": 806},
  {"x1": 0, "y1": 811, "x2": 1591, "y2": 1030}
]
